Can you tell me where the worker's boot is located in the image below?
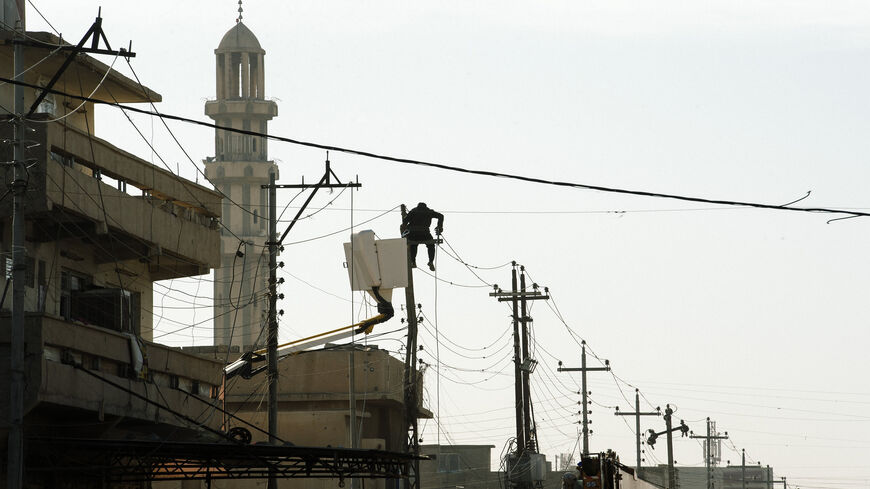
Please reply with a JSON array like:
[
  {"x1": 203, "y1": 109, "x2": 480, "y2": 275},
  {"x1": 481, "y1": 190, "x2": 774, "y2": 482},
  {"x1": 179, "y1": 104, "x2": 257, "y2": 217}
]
[{"x1": 428, "y1": 261, "x2": 435, "y2": 271}]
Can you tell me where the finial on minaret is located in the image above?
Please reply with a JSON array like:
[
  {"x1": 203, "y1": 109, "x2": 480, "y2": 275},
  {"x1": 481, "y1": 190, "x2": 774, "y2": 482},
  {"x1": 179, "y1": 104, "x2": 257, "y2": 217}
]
[{"x1": 236, "y1": 0, "x2": 243, "y2": 23}]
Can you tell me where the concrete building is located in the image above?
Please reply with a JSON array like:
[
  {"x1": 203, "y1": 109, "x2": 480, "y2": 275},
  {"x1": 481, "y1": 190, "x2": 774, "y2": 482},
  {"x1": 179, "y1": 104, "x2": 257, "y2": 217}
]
[
  {"x1": 420, "y1": 444, "x2": 497, "y2": 489},
  {"x1": 0, "y1": 26, "x2": 226, "y2": 486},
  {"x1": 204, "y1": 20, "x2": 279, "y2": 350},
  {"x1": 639, "y1": 464, "x2": 777, "y2": 489},
  {"x1": 165, "y1": 344, "x2": 428, "y2": 489}
]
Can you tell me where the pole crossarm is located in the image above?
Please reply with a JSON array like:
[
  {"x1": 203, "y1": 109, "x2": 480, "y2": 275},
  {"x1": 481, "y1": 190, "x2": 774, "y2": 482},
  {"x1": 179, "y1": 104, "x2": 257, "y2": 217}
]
[
  {"x1": 261, "y1": 158, "x2": 361, "y2": 246},
  {"x1": 557, "y1": 366, "x2": 610, "y2": 372},
  {"x1": 22, "y1": 12, "x2": 136, "y2": 118}
]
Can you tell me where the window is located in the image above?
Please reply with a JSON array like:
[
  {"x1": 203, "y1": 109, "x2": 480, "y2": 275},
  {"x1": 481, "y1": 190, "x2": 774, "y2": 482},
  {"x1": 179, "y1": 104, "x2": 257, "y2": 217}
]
[
  {"x1": 60, "y1": 270, "x2": 90, "y2": 320},
  {"x1": 437, "y1": 453, "x2": 461, "y2": 473}
]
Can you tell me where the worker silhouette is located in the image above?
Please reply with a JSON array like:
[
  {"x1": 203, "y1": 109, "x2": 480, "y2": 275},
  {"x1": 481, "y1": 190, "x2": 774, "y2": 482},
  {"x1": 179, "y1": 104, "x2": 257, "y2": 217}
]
[{"x1": 402, "y1": 202, "x2": 444, "y2": 271}]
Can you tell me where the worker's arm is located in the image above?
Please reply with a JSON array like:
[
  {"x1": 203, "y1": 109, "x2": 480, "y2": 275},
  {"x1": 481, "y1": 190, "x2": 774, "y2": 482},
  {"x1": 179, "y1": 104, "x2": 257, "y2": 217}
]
[{"x1": 433, "y1": 211, "x2": 444, "y2": 235}]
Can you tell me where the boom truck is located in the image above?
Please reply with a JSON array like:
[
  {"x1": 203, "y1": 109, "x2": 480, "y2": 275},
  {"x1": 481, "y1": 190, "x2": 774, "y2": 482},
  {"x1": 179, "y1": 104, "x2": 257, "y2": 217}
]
[{"x1": 224, "y1": 230, "x2": 408, "y2": 380}]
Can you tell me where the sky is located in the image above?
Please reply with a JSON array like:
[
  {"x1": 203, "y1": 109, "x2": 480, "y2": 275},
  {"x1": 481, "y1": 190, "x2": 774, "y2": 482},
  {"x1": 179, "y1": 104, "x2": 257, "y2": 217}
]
[{"x1": 26, "y1": 1, "x2": 870, "y2": 487}]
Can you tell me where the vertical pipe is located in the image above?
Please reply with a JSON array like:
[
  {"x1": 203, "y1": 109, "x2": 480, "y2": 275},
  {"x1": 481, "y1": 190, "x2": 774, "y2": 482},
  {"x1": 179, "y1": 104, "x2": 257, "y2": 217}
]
[
  {"x1": 267, "y1": 173, "x2": 278, "y2": 489},
  {"x1": 581, "y1": 341, "x2": 589, "y2": 456},
  {"x1": 8, "y1": 20, "x2": 26, "y2": 489},
  {"x1": 742, "y1": 449, "x2": 746, "y2": 489}
]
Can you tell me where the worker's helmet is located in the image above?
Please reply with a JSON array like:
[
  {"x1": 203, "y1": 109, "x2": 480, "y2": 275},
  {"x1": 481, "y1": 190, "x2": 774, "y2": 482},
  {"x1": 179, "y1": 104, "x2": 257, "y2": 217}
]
[{"x1": 417, "y1": 202, "x2": 427, "y2": 208}]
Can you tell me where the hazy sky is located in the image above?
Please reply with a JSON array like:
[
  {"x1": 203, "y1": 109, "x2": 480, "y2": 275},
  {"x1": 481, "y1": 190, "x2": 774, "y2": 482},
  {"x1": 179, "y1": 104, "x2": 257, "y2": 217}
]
[{"x1": 29, "y1": 1, "x2": 870, "y2": 487}]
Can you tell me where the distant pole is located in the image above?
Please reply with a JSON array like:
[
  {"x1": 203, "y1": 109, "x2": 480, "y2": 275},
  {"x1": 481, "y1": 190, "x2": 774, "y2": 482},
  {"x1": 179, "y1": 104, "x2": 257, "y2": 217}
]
[
  {"x1": 741, "y1": 449, "x2": 746, "y2": 489},
  {"x1": 267, "y1": 172, "x2": 278, "y2": 489},
  {"x1": 558, "y1": 342, "x2": 609, "y2": 456},
  {"x1": 766, "y1": 466, "x2": 771, "y2": 489},
  {"x1": 636, "y1": 391, "x2": 642, "y2": 471},
  {"x1": 664, "y1": 406, "x2": 676, "y2": 489},
  {"x1": 614, "y1": 389, "x2": 659, "y2": 473},
  {"x1": 8, "y1": 14, "x2": 27, "y2": 489},
  {"x1": 706, "y1": 419, "x2": 712, "y2": 489}
]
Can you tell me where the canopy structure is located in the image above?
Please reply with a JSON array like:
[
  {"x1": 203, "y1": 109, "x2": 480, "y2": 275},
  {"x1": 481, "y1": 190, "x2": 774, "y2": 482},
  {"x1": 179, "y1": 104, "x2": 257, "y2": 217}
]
[{"x1": 27, "y1": 437, "x2": 422, "y2": 484}]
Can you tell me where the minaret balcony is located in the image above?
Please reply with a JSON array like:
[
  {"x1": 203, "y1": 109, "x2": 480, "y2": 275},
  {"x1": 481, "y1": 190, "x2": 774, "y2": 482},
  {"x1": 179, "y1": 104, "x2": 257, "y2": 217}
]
[{"x1": 205, "y1": 99, "x2": 278, "y2": 119}]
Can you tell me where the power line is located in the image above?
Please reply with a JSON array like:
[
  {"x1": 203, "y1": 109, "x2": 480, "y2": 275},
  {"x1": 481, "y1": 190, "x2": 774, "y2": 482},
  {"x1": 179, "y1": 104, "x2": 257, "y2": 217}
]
[{"x1": 3, "y1": 77, "x2": 869, "y2": 220}]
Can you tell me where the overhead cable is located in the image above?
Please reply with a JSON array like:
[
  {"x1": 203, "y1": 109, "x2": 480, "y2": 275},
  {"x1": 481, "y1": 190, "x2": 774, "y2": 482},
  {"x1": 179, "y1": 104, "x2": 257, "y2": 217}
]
[{"x1": 3, "y1": 77, "x2": 867, "y2": 219}]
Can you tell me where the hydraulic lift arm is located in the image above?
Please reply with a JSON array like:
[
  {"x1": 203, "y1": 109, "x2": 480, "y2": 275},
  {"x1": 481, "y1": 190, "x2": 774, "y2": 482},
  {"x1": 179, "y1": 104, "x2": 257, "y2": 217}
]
[{"x1": 224, "y1": 287, "x2": 394, "y2": 380}]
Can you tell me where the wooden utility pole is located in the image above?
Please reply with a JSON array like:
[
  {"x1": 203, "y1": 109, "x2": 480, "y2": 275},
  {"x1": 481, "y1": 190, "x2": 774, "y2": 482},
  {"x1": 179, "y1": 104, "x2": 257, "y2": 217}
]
[
  {"x1": 8, "y1": 14, "x2": 26, "y2": 489},
  {"x1": 614, "y1": 389, "x2": 660, "y2": 472},
  {"x1": 267, "y1": 172, "x2": 278, "y2": 489},
  {"x1": 644, "y1": 405, "x2": 688, "y2": 489},
  {"x1": 399, "y1": 204, "x2": 441, "y2": 489},
  {"x1": 664, "y1": 406, "x2": 676, "y2": 489},
  {"x1": 558, "y1": 341, "x2": 610, "y2": 455},
  {"x1": 489, "y1": 264, "x2": 548, "y2": 489},
  {"x1": 264, "y1": 159, "x2": 361, "y2": 489}
]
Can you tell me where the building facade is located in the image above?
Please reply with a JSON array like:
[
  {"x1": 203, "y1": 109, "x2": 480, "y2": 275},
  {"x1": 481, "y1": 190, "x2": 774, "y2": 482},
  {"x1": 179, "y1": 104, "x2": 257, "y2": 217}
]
[
  {"x1": 0, "y1": 26, "x2": 227, "y2": 486},
  {"x1": 204, "y1": 20, "x2": 279, "y2": 349}
]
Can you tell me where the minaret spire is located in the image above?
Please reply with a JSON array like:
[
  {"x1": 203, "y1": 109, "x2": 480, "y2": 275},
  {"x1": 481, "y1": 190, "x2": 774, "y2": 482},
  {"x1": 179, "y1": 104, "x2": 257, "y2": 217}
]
[{"x1": 237, "y1": 0, "x2": 243, "y2": 23}]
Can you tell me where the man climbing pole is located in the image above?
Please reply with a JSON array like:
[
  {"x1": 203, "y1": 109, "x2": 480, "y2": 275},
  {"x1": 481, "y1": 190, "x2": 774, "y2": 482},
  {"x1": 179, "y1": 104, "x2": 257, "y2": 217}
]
[{"x1": 401, "y1": 202, "x2": 444, "y2": 271}]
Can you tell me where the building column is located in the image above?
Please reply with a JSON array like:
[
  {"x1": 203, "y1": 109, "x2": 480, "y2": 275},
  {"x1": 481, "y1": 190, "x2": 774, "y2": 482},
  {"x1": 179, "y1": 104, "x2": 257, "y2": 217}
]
[
  {"x1": 257, "y1": 54, "x2": 265, "y2": 101},
  {"x1": 224, "y1": 53, "x2": 233, "y2": 98},
  {"x1": 241, "y1": 52, "x2": 250, "y2": 98}
]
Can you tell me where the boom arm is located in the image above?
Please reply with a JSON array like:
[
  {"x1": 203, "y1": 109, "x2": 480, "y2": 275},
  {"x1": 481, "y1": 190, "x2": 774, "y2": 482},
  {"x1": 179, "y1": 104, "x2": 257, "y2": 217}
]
[{"x1": 224, "y1": 287, "x2": 394, "y2": 380}]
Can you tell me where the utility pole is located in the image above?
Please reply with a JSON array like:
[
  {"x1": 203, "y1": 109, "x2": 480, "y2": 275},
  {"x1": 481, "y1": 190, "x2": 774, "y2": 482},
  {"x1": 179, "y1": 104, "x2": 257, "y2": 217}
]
[
  {"x1": 557, "y1": 341, "x2": 609, "y2": 456},
  {"x1": 400, "y1": 204, "x2": 432, "y2": 489},
  {"x1": 267, "y1": 172, "x2": 278, "y2": 489},
  {"x1": 664, "y1": 406, "x2": 676, "y2": 489},
  {"x1": 8, "y1": 10, "x2": 26, "y2": 489},
  {"x1": 519, "y1": 267, "x2": 535, "y2": 453},
  {"x1": 742, "y1": 449, "x2": 746, "y2": 489},
  {"x1": 490, "y1": 264, "x2": 548, "y2": 489},
  {"x1": 614, "y1": 389, "x2": 660, "y2": 473},
  {"x1": 644, "y1": 405, "x2": 688, "y2": 489},
  {"x1": 690, "y1": 418, "x2": 728, "y2": 489},
  {"x1": 263, "y1": 159, "x2": 360, "y2": 489}
]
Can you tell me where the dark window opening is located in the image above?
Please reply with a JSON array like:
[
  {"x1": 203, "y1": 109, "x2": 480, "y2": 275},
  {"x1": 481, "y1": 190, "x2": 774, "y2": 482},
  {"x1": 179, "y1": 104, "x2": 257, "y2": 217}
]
[{"x1": 61, "y1": 270, "x2": 140, "y2": 335}]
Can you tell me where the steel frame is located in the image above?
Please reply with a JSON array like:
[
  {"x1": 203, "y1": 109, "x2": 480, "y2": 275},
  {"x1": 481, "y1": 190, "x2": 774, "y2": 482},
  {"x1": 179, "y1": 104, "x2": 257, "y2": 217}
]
[{"x1": 27, "y1": 438, "x2": 419, "y2": 484}]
